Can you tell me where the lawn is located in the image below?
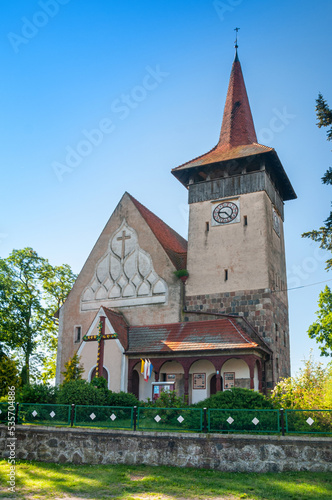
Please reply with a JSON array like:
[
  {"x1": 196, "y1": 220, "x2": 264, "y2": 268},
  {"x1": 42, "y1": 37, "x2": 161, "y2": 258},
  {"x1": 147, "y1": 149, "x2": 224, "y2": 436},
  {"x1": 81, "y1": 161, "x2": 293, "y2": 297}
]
[{"x1": 0, "y1": 461, "x2": 332, "y2": 500}]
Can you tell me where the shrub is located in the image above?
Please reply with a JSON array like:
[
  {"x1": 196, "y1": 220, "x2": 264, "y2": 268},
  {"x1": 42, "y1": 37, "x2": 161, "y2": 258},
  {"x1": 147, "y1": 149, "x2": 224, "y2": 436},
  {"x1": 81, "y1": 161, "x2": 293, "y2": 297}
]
[
  {"x1": 107, "y1": 390, "x2": 139, "y2": 407},
  {"x1": 56, "y1": 379, "x2": 106, "y2": 406},
  {"x1": 192, "y1": 388, "x2": 274, "y2": 409},
  {"x1": 19, "y1": 383, "x2": 58, "y2": 404}
]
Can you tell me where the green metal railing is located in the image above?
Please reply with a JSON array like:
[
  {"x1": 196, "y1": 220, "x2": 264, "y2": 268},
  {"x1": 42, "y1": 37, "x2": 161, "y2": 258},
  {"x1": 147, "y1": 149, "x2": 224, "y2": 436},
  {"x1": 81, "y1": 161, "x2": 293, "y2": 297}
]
[
  {"x1": 74, "y1": 405, "x2": 133, "y2": 429},
  {"x1": 18, "y1": 403, "x2": 71, "y2": 426},
  {"x1": 137, "y1": 407, "x2": 203, "y2": 432},
  {"x1": 285, "y1": 409, "x2": 332, "y2": 435},
  {"x1": 1, "y1": 402, "x2": 331, "y2": 435},
  {"x1": 208, "y1": 408, "x2": 280, "y2": 434},
  {"x1": 0, "y1": 402, "x2": 9, "y2": 424}
]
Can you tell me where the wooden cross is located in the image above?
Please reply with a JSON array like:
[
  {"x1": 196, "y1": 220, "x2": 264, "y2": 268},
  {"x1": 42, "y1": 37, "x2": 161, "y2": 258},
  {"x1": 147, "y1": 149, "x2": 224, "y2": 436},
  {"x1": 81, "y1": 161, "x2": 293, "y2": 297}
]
[
  {"x1": 83, "y1": 316, "x2": 117, "y2": 378},
  {"x1": 117, "y1": 230, "x2": 131, "y2": 259}
]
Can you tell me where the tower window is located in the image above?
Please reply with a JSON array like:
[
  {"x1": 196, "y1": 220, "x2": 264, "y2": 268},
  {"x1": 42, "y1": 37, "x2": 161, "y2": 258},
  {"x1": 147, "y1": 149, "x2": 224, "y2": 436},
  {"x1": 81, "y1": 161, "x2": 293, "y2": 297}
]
[
  {"x1": 224, "y1": 269, "x2": 228, "y2": 281},
  {"x1": 275, "y1": 323, "x2": 279, "y2": 342},
  {"x1": 243, "y1": 215, "x2": 248, "y2": 226},
  {"x1": 74, "y1": 326, "x2": 81, "y2": 343},
  {"x1": 206, "y1": 221, "x2": 209, "y2": 232},
  {"x1": 276, "y1": 358, "x2": 279, "y2": 377},
  {"x1": 283, "y1": 331, "x2": 287, "y2": 347}
]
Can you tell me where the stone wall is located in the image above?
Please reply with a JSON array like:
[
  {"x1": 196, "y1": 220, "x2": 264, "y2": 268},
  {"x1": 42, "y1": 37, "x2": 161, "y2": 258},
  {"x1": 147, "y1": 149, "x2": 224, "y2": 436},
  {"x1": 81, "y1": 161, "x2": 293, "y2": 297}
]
[{"x1": 2, "y1": 426, "x2": 331, "y2": 473}]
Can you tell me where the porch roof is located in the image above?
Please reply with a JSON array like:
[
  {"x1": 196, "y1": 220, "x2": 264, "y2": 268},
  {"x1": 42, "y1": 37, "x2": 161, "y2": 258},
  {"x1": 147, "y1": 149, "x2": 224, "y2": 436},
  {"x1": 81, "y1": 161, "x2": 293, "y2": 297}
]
[{"x1": 126, "y1": 318, "x2": 259, "y2": 354}]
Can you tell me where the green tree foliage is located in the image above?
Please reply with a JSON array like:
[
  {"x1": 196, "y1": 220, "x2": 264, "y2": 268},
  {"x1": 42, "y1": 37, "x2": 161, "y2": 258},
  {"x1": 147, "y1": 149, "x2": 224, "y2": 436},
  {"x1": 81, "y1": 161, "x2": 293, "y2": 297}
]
[
  {"x1": 0, "y1": 248, "x2": 76, "y2": 385},
  {"x1": 0, "y1": 355, "x2": 21, "y2": 398},
  {"x1": 271, "y1": 354, "x2": 332, "y2": 409},
  {"x1": 307, "y1": 286, "x2": 332, "y2": 356},
  {"x1": 302, "y1": 94, "x2": 332, "y2": 270},
  {"x1": 19, "y1": 383, "x2": 59, "y2": 404},
  {"x1": 62, "y1": 353, "x2": 84, "y2": 383}
]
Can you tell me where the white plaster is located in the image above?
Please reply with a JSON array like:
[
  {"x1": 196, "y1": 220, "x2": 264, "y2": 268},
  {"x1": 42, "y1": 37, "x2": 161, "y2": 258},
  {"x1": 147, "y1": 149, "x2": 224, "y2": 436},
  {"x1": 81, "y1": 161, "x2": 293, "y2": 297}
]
[
  {"x1": 81, "y1": 219, "x2": 167, "y2": 311},
  {"x1": 222, "y1": 358, "x2": 250, "y2": 390},
  {"x1": 77, "y1": 307, "x2": 124, "y2": 392},
  {"x1": 120, "y1": 354, "x2": 128, "y2": 392},
  {"x1": 55, "y1": 306, "x2": 65, "y2": 386},
  {"x1": 81, "y1": 294, "x2": 167, "y2": 311},
  {"x1": 189, "y1": 360, "x2": 216, "y2": 404},
  {"x1": 254, "y1": 362, "x2": 259, "y2": 391},
  {"x1": 133, "y1": 361, "x2": 155, "y2": 401}
]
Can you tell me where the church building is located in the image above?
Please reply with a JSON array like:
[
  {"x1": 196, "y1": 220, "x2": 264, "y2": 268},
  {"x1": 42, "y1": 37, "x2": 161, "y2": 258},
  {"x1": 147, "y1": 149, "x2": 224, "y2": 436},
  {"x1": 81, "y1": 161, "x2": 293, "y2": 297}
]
[{"x1": 55, "y1": 45, "x2": 296, "y2": 403}]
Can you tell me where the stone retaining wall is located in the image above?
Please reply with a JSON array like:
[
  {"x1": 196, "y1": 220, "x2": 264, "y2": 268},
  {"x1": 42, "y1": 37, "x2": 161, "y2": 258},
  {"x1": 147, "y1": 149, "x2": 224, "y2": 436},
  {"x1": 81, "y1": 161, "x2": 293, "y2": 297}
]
[{"x1": 1, "y1": 426, "x2": 332, "y2": 472}]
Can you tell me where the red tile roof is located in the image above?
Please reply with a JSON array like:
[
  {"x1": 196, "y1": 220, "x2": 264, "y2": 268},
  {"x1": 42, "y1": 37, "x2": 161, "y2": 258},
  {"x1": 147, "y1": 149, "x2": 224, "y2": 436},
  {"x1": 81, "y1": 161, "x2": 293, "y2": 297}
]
[
  {"x1": 218, "y1": 50, "x2": 257, "y2": 149},
  {"x1": 103, "y1": 307, "x2": 129, "y2": 350},
  {"x1": 173, "y1": 142, "x2": 273, "y2": 172},
  {"x1": 126, "y1": 318, "x2": 259, "y2": 354},
  {"x1": 127, "y1": 193, "x2": 187, "y2": 270}
]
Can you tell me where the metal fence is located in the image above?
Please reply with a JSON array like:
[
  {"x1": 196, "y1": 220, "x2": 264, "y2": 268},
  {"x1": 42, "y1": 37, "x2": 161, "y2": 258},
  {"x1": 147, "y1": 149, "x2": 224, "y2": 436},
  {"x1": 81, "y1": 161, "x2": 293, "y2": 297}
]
[{"x1": 1, "y1": 402, "x2": 331, "y2": 435}]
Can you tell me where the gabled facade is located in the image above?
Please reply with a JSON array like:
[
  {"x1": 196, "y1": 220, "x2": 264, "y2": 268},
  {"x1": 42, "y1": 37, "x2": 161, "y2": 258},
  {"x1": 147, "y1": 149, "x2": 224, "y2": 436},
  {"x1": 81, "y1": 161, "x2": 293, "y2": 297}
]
[{"x1": 56, "y1": 47, "x2": 295, "y2": 401}]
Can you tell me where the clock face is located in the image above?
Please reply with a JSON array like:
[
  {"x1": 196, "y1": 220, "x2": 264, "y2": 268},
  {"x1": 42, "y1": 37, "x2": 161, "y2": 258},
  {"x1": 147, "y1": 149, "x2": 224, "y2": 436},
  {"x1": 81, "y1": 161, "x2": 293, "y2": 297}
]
[{"x1": 212, "y1": 201, "x2": 239, "y2": 224}]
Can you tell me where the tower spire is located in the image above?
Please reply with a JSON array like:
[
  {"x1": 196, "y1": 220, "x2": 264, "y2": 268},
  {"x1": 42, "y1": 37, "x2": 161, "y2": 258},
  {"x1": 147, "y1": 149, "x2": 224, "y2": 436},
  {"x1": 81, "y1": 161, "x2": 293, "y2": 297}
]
[{"x1": 218, "y1": 32, "x2": 257, "y2": 150}]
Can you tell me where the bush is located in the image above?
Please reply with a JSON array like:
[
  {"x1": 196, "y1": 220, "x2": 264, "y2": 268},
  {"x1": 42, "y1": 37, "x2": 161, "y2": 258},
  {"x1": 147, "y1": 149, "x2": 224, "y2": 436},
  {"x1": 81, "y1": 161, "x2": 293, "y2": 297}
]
[
  {"x1": 192, "y1": 388, "x2": 274, "y2": 410},
  {"x1": 56, "y1": 379, "x2": 106, "y2": 406},
  {"x1": 107, "y1": 390, "x2": 139, "y2": 407},
  {"x1": 19, "y1": 383, "x2": 58, "y2": 404}
]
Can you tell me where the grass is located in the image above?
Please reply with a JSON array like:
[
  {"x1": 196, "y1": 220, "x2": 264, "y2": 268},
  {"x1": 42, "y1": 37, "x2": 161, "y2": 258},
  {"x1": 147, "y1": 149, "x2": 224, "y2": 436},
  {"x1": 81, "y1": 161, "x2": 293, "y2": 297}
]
[{"x1": 0, "y1": 460, "x2": 332, "y2": 500}]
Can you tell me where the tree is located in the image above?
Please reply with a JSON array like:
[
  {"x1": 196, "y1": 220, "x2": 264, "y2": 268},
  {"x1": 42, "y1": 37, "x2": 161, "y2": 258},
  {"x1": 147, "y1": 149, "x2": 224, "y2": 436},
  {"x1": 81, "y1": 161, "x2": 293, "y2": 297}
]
[
  {"x1": 271, "y1": 353, "x2": 332, "y2": 409},
  {"x1": 40, "y1": 262, "x2": 77, "y2": 381},
  {"x1": 61, "y1": 353, "x2": 84, "y2": 383},
  {"x1": 0, "y1": 248, "x2": 76, "y2": 385},
  {"x1": 307, "y1": 286, "x2": 332, "y2": 356},
  {"x1": 0, "y1": 355, "x2": 21, "y2": 398},
  {"x1": 302, "y1": 93, "x2": 332, "y2": 270}
]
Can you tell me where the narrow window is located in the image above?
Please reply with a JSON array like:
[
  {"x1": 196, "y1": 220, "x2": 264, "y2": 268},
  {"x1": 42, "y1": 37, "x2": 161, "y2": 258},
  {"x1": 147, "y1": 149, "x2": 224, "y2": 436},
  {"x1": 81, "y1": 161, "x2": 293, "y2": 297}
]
[
  {"x1": 275, "y1": 323, "x2": 278, "y2": 342},
  {"x1": 206, "y1": 221, "x2": 209, "y2": 232},
  {"x1": 224, "y1": 269, "x2": 228, "y2": 281},
  {"x1": 243, "y1": 215, "x2": 248, "y2": 226},
  {"x1": 276, "y1": 358, "x2": 279, "y2": 377},
  {"x1": 74, "y1": 326, "x2": 81, "y2": 343},
  {"x1": 283, "y1": 331, "x2": 287, "y2": 347}
]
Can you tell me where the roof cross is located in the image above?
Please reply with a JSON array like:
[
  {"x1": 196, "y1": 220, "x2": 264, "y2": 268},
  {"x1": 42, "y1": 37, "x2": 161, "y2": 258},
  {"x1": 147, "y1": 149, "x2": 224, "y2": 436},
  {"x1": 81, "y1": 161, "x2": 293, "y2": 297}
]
[
  {"x1": 117, "y1": 230, "x2": 131, "y2": 259},
  {"x1": 234, "y1": 27, "x2": 240, "y2": 48}
]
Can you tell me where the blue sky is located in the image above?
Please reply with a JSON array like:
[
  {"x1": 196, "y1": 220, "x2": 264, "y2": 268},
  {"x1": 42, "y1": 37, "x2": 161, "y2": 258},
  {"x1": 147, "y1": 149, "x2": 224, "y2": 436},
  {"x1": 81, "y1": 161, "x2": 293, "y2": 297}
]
[{"x1": 1, "y1": 0, "x2": 332, "y2": 375}]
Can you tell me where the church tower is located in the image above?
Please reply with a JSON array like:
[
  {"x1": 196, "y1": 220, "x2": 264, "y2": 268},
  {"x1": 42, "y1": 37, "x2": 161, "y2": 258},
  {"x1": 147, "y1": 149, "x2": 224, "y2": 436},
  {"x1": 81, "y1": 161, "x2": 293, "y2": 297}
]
[{"x1": 172, "y1": 47, "x2": 296, "y2": 388}]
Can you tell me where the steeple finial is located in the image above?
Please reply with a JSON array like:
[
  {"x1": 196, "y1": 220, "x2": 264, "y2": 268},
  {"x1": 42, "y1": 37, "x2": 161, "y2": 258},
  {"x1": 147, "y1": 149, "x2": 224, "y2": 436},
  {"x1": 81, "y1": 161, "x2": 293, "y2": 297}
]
[
  {"x1": 234, "y1": 27, "x2": 240, "y2": 61},
  {"x1": 234, "y1": 27, "x2": 240, "y2": 48}
]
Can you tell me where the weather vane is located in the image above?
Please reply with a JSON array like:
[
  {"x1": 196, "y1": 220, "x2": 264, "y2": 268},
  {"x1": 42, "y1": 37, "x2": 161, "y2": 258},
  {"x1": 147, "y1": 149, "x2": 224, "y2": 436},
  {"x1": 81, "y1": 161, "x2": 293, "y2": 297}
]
[{"x1": 234, "y1": 27, "x2": 240, "y2": 48}]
